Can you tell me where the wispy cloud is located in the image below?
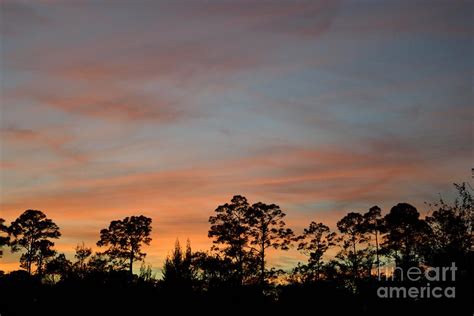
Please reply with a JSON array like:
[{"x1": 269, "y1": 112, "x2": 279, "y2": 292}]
[{"x1": 0, "y1": 0, "x2": 471, "y2": 271}]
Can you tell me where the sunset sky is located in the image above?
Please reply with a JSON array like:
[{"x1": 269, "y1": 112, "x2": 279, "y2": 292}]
[{"x1": 0, "y1": 0, "x2": 472, "y2": 273}]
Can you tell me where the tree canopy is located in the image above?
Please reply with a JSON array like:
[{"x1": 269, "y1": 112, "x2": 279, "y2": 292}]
[
  {"x1": 97, "y1": 215, "x2": 152, "y2": 275},
  {"x1": 8, "y1": 210, "x2": 60, "y2": 274}
]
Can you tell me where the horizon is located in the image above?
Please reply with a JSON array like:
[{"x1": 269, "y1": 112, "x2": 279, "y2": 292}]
[
  {"x1": 0, "y1": 184, "x2": 470, "y2": 275},
  {"x1": 0, "y1": 0, "x2": 472, "y2": 275}
]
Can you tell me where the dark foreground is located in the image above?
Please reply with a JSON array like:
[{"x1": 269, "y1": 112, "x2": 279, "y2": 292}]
[{"x1": 0, "y1": 269, "x2": 472, "y2": 316}]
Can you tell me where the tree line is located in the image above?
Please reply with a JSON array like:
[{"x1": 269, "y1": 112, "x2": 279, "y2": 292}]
[{"x1": 0, "y1": 183, "x2": 472, "y2": 315}]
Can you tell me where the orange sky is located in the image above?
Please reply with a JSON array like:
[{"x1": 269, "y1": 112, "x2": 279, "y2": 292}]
[{"x1": 0, "y1": 0, "x2": 472, "y2": 274}]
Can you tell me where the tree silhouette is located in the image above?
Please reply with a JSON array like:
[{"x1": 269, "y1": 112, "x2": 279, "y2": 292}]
[
  {"x1": 162, "y1": 239, "x2": 196, "y2": 290},
  {"x1": 45, "y1": 253, "x2": 72, "y2": 283},
  {"x1": 34, "y1": 239, "x2": 56, "y2": 277},
  {"x1": 87, "y1": 253, "x2": 111, "y2": 273},
  {"x1": 247, "y1": 202, "x2": 294, "y2": 286},
  {"x1": 425, "y1": 183, "x2": 473, "y2": 267},
  {"x1": 382, "y1": 203, "x2": 431, "y2": 271},
  {"x1": 0, "y1": 187, "x2": 472, "y2": 315},
  {"x1": 192, "y1": 251, "x2": 236, "y2": 289},
  {"x1": 74, "y1": 243, "x2": 93, "y2": 278},
  {"x1": 8, "y1": 210, "x2": 60, "y2": 274},
  {"x1": 362, "y1": 206, "x2": 385, "y2": 278},
  {"x1": 296, "y1": 222, "x2": 336, "y2": 281},
  {"x1": 336, "y1": 212, "x2": 367, "y2": 281},
  {"x1": 0, "y1": 218, "x2": 9, "y2": 258},
  {"x1": 97, "y1": 215, "x2": 152, "y2": 276},
  {"x1": 208, "y1": 195, "x2": 253, "y2": 285},
  {"x1": 138, "y1": 262, "x2": 155, "y2": 282}
]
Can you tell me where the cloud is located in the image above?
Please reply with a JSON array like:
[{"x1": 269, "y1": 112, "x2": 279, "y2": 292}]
[
  {"x1": 330, "y1": 0, "x2": 472, "y2": 37},
  {"x1": 195, "y1": 0, "x2": 341, "y2": 37},
  {"x1": 33, "y1": 90, "x2": 187, "y2": 123},
  {"x1": 0, "y1": 1, "x2": 50, "y2": 35},
  {"x1": 0, "y1": 140, "x2": 441, "y2": 220},
  {"x1": 0, "y1": 126, "x2": 88, "y2": 163},
  {"x1": 0, "y1": 0, "x2": 471, "y2": 272}
]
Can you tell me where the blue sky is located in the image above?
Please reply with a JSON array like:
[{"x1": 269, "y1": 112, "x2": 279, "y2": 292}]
[{"x1": 0, "y1": 0, "x2": 472, "y2": 272}]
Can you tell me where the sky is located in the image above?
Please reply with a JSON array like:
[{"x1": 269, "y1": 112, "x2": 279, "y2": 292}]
[{"x1": 0, "y1": 0, "x2": 472, "y2": 274}]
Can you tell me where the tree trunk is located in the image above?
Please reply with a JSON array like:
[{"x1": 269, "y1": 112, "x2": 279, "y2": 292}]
[
  {"x1": 352, "y1": 234, "x2": 357, "y2": 279},
  {"x1": 27, "y1": 245, "x2": 32, "y2": 275},
  {"x1": 237, "y1": 251, "x2": 243, "y2": 286},
  {"x1": 375, "y1": 231, "x2": 380, "y2": 279},
  {"x1": 260, "y1": 222, "x2": 266, "y2": 287},
  {"x1": 260, "y1": 246, "x2": 265, "y2": 286},
  {"x1": 37, "y1": 254, "x2": 43, "y2": 278},
  {"x1": 129, "y1": 251, "x2": 134, "y2": 276}
]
